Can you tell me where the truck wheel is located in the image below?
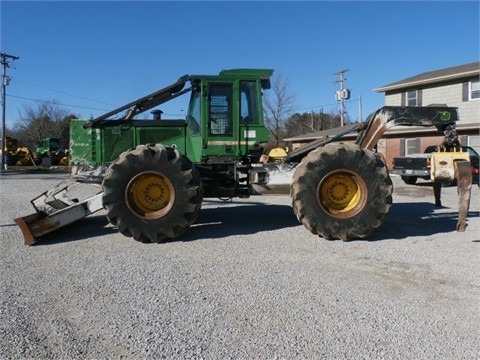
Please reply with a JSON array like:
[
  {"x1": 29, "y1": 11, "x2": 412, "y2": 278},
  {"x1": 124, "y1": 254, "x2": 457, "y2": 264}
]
[
  {"x1": 401, "y1": 176, "x2": 417, "y2": 185},
  {"x1": 52, "y1": 151, "x2": 64, "y2": 166},
  {"x1": 34, "y1": 152, "x2": 43, "y2": 165},
  {"x1": 102, "y1": 144, "x2": 203, "y2": 243},
  {"x1": 291, "y1": 142, "x2": 393, "y2": 241},
  {"x1": 5, "y1": 153, "x2": 17, "y2": 166}
]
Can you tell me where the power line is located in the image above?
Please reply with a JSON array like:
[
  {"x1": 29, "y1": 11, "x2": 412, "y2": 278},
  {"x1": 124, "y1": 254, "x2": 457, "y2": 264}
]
[
  {"x1": 8, "y1": 94, "x2": 185, "y2": 118},
  {"x1": 8, "y1": 94, "x2": 110, "y2": 112},
  {"x1": 13, "y1": 78, "x2": 118, "y2": 107},
  {"x1": 296, "y1": 97, "x2": 360, "y2": 113}
]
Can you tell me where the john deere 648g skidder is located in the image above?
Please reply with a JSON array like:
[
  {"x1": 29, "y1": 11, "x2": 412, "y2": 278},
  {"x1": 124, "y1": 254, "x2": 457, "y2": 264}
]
[{"x1": 15, "y1": 69, "x2": 472, "y2": 245}]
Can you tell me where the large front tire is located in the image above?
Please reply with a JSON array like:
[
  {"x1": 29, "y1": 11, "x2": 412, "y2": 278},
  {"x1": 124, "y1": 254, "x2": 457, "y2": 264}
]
[
  {"x1": 291, "y1": 142, "x2": 393, "y2": 241},
  {"x1": 102, "y1": 144, "x2": 203, "y2": 243}
]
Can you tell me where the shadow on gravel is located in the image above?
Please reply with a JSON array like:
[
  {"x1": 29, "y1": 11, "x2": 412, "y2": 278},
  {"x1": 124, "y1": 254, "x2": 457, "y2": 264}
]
[
  {"x1": 31, "y1": 215, "x2": 115, "y2": 246},
  {"x1": 1, "y1": 173, "x2": 69, "y2": 181},
  {"x1": 367, "y1": 202, "x2": 479, "y2": 241},
  {"x1": 28, "y1": 201, "x2": 299, "y2": 245},
  {"x1": 180, "y1": 201, "x2": 300, "y2": 242},
  {"x1": 24, "y1": 200, "x2": 479, "y2": 245},
  {"x1": 0, "y1": 167, "x2": 69, "y2": 174}
]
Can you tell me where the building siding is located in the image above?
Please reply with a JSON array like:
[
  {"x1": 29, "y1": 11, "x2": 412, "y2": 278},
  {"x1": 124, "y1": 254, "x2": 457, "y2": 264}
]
[
  {"x1": 385, "y1": 79, "x2": 479, "y2": 124},
  {"x1": 381, "y1": 68, "x2": 479, "y2": 171}
]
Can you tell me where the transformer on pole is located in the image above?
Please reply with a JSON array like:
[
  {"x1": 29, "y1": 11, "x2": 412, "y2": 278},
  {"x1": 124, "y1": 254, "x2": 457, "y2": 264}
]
[{"x1": 334, "y1": 69, "x2": 350, "y2": 127}]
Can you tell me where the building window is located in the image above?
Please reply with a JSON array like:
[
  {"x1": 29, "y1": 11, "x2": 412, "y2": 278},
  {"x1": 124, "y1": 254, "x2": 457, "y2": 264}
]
[
  {"x1": 406, "y1": 90, "x2": 417, "y2": 106},
  {"x1": 468, "y1": 135, "x2": 480, "y2": 154},
  {"x1": 405, "y1": 138, "x2": 418, "y2": 155},
  {"x1": 470, "y1": 79, "x2": 480, "y2": 100}
]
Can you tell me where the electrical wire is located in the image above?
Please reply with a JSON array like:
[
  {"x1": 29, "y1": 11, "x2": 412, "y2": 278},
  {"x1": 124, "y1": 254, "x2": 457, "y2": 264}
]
[
  {"x1": 8, "y1": 94, "x2": 109, "y2": 112},
  {"x1": 13, "y1": 78, "x2": 118, "y2": 106}
]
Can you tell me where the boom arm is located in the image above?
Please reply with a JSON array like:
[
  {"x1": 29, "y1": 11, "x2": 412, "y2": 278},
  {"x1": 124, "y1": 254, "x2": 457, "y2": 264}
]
[
  {"x1": 355, "y1": 106, "x2": 459, "y2": 150},
  {"x1": 83, "y1": 75, "x2": 192, "y2": 129}
]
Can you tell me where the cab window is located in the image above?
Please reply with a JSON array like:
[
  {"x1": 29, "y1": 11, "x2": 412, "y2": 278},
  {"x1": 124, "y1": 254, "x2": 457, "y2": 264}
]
[
  {"x1": 209, "y1": 83, "x2": 233, "y2": 136},
  {"x1": 240, "y1": 81, "x2": 259, "y2": 124},
  {"x1": 187, "y1": 89, "x2": 201, "y2": 135}
]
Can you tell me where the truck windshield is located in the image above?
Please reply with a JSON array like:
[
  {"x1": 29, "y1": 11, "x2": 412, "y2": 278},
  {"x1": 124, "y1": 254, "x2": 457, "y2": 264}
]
[{"x1": 49, "y1": 139, "x2": 60, "y2": 151}]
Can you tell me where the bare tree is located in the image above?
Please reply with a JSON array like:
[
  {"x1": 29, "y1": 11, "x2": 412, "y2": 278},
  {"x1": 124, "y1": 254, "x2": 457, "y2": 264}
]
[
  {"x1": 284, "y1": 110, "x2": 343, "y2": 139},
  {"x1": 263, "y1": 73, "x2": 296, "y2": 147},
  {"x1": 13, "y1": 101, "x2": 76, "y2": 151}
]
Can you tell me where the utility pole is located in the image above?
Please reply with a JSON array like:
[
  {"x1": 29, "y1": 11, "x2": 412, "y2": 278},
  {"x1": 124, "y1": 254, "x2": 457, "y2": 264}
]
[
  {"x1": 320, "y1": 108, "x2": 324, "y2": 131},
  {"x1": 358, "y1": 95, "x2": 362, "y2": 122},
  {"x1": 334, "y1": 69, "x2": 350, "y2": 127},
  {"x1": 1, "y1": 51, "x2": 19, "y2": 170}
]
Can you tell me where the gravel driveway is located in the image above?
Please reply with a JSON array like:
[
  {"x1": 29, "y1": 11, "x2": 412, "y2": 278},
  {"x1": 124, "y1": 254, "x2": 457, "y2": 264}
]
[{"x1": 1, "y1": 171, "x2": 479, "y2": 359}]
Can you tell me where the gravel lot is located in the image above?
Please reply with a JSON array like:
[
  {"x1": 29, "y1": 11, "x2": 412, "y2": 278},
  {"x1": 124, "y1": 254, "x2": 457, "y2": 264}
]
[{"x1": 1, "y1": 171, "x2": 479, "y2": 359}]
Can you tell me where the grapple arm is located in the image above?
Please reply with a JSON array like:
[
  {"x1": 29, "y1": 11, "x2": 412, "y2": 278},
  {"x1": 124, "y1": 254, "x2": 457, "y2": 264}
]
[{"x1": 355, "y1": 106, "x2": 459, "y2": 150}]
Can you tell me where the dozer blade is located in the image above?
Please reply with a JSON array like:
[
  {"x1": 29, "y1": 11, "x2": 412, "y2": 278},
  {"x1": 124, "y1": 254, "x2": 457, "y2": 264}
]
[
  {"x1": 15, "y1": 193, "x2": 104, "y2": 245},
  {"x1": 455, "y1": 160, "x2": 472, "y2": 232},
  {"x1": 14, "y1": 179, "x2": 105, "y2": 245}
]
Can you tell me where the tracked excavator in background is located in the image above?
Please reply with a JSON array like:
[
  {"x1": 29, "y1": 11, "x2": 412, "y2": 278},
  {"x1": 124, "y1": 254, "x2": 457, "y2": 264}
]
[{"x1": 14, "y1": 69, "x2": 472, "y2": 245}]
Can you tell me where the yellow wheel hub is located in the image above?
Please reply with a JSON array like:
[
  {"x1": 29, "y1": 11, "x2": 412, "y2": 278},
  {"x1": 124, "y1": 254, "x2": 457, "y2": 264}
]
[
  {"x1": 126, "y1": 171, "x2": 175, "y2": 220},
  {"x1": 317, "y1": 171, "x2": 366, "y2": 218}
]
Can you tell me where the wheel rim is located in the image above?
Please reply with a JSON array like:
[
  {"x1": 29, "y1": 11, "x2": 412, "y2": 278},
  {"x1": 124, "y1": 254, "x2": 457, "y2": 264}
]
[
  {"x1": 126, "y1": 171, "x2": 175, "y2": 220},
  {"x1": 317, "y1": 170, "x2": 367, "y2": 219}
]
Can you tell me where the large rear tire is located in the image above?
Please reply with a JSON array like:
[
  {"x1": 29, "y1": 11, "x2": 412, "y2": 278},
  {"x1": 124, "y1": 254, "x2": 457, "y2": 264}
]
[
  {"x1": 291, "y1": 142, "x2": 393, "y2": 241},
  {"x1": 102, "y1": 144, "x2": 203, "y2": 243}
]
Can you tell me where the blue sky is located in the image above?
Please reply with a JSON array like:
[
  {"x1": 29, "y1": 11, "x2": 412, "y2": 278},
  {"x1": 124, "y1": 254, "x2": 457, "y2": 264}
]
[{"x1": 1, "y1": 1, "x2": 478, "y2": 127}]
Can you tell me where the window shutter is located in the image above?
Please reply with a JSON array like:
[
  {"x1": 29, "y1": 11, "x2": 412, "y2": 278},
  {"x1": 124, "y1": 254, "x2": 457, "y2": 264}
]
[
  {"x1": 414, "y1": 138, "x2": 420, "y2": 153},
  {"x1": 401, "y1": 92, "x2": 406, "y2": 106},
  {"x1": 462, "y1": 82, "x2": 469, "y2": 102},
  {"x1": 417, "y1": 89, "x2": 422, "y2": 106},
  {"x1": 400, "y1": 138, "x2": 405, "y2": 156}
]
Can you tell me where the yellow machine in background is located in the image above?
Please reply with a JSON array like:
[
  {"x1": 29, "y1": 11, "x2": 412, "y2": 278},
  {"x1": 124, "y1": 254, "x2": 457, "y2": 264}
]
[
  {"x1": 264, "y1": 147, "x2": 289, "y2": 163},
  {"x1": 1, "y1": 136, "x2": 35, "y2": 166}
]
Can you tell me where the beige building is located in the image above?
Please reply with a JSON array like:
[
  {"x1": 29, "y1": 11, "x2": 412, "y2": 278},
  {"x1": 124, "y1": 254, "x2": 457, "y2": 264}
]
[{"x1": 374, "y1": 61, "x2": 480, "y2": 167}]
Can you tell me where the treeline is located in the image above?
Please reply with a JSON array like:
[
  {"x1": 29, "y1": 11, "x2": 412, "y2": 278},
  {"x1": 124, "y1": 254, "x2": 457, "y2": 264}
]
[{"x1": 6, "y1": 102, "x2": 76, "y2": 152}]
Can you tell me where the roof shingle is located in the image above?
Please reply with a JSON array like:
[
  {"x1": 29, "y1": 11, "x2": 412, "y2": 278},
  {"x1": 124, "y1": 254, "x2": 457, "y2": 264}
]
[{"x1": 374, "y1": 62, "x2": 480, "y2": 92}]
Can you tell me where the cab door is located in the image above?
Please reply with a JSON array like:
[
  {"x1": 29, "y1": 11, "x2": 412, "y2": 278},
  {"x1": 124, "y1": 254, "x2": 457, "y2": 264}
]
[
  {"x1": 238, "y1": 80, "x2": 269, "y2": 153},
  {"x1": 203, "y1": 81, "x2": 238, "y2": 158}
]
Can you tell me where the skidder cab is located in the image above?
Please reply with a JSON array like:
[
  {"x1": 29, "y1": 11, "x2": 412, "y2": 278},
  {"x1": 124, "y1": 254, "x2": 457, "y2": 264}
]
[{"x1": 70, "y1": 69, "x2": 273, "y2": 199}]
